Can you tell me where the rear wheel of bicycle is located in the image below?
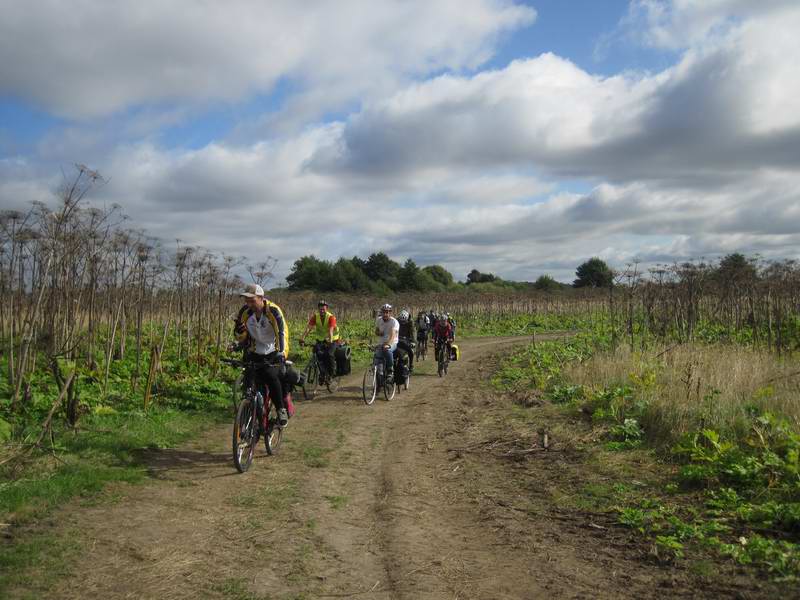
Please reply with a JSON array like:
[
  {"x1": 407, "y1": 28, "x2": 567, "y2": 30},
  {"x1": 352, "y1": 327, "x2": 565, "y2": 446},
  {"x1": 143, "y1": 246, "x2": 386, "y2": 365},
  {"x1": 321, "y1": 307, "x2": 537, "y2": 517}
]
[
  {"x1": 326, "y1": 374, "x2": 340, "y2": 394},
  {"x1": 232, "y1": 399, "x2": 256, "y2": 473},
  {"x1": 264, "y1": 405, "x2": 283, "y2": 455},
  {"x1": 398, "y1": 354, "x2": 411, "y2": 391},
  {"x1": 363, "y1": 366, "x2": 378, "y2": 405}
]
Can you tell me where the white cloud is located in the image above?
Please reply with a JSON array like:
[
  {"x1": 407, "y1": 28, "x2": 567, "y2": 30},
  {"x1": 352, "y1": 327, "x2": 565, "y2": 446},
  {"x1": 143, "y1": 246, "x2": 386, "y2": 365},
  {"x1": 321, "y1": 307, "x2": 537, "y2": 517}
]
[
  {"x1": 2, "y1": 1, "x2": 799, "y2": 284},
  {"x1": 620, "y1": 0, "x2": 797, "y2": 50},
  {"x1": 0, "y1": 0, "x2": 535, "y2": 119}
]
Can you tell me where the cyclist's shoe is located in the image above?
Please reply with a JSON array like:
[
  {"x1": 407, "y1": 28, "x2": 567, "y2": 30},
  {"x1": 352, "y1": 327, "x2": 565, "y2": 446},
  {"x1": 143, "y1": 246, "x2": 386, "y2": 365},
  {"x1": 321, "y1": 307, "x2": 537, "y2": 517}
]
[{"x1": 278, "y1": 408, "x2": 289, "y2": 428}]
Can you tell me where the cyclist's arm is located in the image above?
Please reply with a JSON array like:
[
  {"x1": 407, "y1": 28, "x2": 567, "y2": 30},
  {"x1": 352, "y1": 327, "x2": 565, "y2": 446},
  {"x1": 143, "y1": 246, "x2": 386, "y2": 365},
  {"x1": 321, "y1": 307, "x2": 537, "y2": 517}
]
[
  {"x1": 270, "y1": 305, "x2": 287, "y2": 357},
  {"x1": 328, "y1": 315, "x2": 337, "y2": 344},
  {"x1": 233, "y1": 306, "x2": 250, "y2": 345},
  {"x1": 300, "y1": 321, "x2": 313, "y2": 343}
]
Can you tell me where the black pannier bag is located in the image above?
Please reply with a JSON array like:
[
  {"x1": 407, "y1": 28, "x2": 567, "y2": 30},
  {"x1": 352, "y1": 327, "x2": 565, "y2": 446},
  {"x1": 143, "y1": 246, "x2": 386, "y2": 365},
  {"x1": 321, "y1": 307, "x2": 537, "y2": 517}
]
[
  {"x1": 282, "y1": 363, "x2": 303, "y2": 390},
  {"x1": 334, "y1": 343, "x2": 352, "y2": 376}
]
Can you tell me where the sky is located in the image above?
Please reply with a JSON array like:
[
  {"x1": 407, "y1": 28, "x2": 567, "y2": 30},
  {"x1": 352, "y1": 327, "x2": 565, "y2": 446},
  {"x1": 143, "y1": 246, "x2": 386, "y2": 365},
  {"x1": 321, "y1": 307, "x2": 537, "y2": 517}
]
[{"x1": 1, "y1": 0, "x2": 799, "y2": 283}]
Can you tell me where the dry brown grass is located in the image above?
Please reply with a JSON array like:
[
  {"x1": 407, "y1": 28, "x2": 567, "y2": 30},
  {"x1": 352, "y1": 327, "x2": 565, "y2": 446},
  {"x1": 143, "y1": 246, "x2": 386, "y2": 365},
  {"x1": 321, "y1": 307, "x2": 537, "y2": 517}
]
[{"x1": 564, "y1": 343, "x2": 800, "y2": 446}]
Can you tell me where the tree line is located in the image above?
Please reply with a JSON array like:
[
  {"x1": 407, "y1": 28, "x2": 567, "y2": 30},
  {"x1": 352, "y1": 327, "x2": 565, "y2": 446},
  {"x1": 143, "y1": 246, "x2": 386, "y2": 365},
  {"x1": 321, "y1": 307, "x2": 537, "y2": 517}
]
[{"x1": 285, "y1": 254, "x2": 579, "y2": 293}]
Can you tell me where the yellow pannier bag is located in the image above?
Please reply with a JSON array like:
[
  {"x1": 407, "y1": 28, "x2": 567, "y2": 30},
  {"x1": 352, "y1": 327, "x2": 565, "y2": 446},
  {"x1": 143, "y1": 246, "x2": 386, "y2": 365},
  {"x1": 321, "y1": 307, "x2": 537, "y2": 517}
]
[{"x1": 449, "y1": 344, "x2": 460, "y2": 361}]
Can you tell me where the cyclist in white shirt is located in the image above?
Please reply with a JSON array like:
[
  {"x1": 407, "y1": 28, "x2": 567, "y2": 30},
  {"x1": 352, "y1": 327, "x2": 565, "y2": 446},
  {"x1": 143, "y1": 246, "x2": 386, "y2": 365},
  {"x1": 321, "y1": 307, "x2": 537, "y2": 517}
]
[{"x1": 374, "y1": 303, "x2": 399, "y2": 376}]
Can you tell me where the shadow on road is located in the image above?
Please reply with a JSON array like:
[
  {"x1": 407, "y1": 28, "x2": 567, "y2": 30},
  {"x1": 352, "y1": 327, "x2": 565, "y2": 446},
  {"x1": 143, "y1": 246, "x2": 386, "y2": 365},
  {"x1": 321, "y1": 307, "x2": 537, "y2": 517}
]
[{"x1": 133, "y1": 447, "x2": 230, "y2": 479}]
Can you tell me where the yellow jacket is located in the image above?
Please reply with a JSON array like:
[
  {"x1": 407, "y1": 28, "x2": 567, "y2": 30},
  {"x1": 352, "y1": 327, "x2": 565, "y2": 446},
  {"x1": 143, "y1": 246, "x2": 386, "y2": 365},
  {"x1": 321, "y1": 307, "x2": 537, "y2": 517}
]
[{"x1": 234, "y1": 300, "x2": 289, "y2": 358}]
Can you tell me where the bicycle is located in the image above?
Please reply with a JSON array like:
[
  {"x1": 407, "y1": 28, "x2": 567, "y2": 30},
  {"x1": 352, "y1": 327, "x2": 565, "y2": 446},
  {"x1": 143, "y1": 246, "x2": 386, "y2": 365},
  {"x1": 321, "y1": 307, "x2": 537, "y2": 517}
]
[
  {"x1": 434, "y1": 337, "x2": 451, "y2": 377},
  {"x1": 222, "y1": 357, "x2": 284, "y2": 473},
  {"x1": 362, "y1": 345, "x2": 397, "y2": 404},
  {"x1": 299, "y1": 340, "x2": 340, "y2": 400},
  {"x1": 396, "y1": 340, "x2": 415, "y2": 392}
]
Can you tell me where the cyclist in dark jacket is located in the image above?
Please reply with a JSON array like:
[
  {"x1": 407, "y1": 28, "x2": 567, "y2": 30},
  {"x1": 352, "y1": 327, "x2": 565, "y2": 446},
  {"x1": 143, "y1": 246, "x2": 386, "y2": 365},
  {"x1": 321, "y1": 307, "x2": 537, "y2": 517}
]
[{"x1": 397, "y1": 309, "x2": 416, "y2": 373}]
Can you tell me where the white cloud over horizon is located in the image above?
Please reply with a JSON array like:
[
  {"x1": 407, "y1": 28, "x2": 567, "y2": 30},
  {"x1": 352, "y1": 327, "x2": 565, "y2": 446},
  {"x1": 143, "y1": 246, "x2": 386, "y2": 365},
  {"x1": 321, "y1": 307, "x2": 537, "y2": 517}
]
[{"x1": 1, "y1": 0, "x2": 799, "y2": 284}]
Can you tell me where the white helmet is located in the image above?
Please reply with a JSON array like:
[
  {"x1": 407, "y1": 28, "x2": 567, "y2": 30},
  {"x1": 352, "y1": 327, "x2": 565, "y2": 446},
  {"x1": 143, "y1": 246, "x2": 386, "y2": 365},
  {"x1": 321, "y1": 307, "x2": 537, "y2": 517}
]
[
  {"x1": 380, "y1": 303, "x2": 392, "y2": 312},
  {"x1": 399, "y1": 309, "x2": 410, "y2": 321}
]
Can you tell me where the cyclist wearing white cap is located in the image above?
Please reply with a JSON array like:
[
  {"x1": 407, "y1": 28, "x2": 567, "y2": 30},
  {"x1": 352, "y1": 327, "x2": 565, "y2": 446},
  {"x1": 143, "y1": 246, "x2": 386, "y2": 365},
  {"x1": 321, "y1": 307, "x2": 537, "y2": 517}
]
[
  {"x1": 232, "y1": 283, "x2": 290, "y2": 427},
  {"x1": 374, "y1": 304, "x2": 399, "y2": 376}
]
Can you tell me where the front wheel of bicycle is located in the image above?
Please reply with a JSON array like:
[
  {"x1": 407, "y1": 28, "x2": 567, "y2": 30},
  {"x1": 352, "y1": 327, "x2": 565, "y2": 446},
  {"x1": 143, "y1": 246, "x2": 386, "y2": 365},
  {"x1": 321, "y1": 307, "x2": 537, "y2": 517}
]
[
  {"x1": 232, "y1": 399, "x2": 256, "y2": 473},
  {"x1": 265, "y1": 404, "x2": 283, "y2": 456},
  {"x1": 384, "y1": 375, "x2": 397, "y2": 401},
  {"x1": 363, "y1": 366, "x2": 378, "y2": 405}
]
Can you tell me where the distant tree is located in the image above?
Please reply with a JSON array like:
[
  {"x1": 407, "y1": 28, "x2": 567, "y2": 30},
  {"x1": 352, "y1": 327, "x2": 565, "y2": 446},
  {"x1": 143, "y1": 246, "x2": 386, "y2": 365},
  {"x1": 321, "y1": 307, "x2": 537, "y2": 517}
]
[
  {"x1": 364, "y1": 252, "x2": 402, "y2": 289},
  {"x1": 716, "y1": 253, "x2": 757, "y2": 284},
  {"x1": 573, "y1": 258, "x2": 613, "y2": 288},
  {"x1": 422, "y1": 264, "x2": 454, "y2": 287},
  {"x1": 533, "y1": 274, "x2": 559, "y2": 291},
  {"x1": 466, "y1": 269, "x2": 497, "y2": 284},
  {"x1": 286, "y1": 255, "x2": 330, "y2": 290},
  {"x1": 415, "y1": 269, "x2": 442, "y2": 292},
  {"x1": 399, "y1": 258, "x2": 422, "y2": 291},
  {"x1": 334, "y1": 258, "x2": 372, "y2": 291},
  {"x1": 350, "y1": 255, "x2": 368, "y2": 273}
]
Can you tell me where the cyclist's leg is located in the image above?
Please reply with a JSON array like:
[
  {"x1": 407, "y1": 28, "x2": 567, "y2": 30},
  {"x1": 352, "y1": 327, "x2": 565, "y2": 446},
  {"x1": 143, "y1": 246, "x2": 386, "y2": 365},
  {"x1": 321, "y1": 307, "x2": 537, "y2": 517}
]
[
  {"x1": 313, "y1": 342, "x2": 326, "y2": 377},
  {"x1": 325, "y1": 342, "x2": 337, "y2": 377},
  {"x1": 261, "y1": 362, "x2": 287, "y2": 425},
  {"x1": 383, "y1": 345, "x2": 395, "y2": 374}
]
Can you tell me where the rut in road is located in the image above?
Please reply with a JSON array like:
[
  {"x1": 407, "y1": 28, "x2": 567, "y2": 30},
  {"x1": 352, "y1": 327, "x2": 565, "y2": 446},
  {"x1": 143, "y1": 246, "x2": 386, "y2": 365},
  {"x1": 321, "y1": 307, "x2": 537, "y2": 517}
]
[{"x1": 12, "y1": 336, "x2": 758, "y2": 600}]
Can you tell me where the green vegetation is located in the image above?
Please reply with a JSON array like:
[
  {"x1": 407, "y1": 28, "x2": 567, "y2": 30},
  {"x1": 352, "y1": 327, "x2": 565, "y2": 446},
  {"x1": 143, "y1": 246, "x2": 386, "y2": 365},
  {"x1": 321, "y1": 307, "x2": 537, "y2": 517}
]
[
  {"x1": 287, "y1": 252, "x2": 455, "y2": 293},
  {"x1": 493, "y1": 323, "x2": 800, "y2": 580},
  {"x1": 285, "y1": 251, "x2": 577, "y2": 293},
  {"x1": 573, "y1": 257, "x2": 613, "y2": 288}
]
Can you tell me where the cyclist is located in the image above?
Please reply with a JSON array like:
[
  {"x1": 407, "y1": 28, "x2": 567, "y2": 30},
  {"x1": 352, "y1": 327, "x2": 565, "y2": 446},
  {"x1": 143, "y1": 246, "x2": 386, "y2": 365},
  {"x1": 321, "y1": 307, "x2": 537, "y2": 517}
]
[
  {"x1": 446, "y1": 312, "x2": 457, "y2": 339},
  {"x1": 396, "y1": 309, "x2": 415, "y2": 374},
  {"x1": 433, "y1": 313, "x2": 454, "y2": 364},
  {"x1": 299, "y1": 299, "x2": 340, "y2": 381},
  {"x1": 232, "y1": 283, "x2": 290, "y2": 428},
  {"x1": 416, "y1": 310, "x2": 430, "y2": 354},
  {"x1": 428, "y1": 309, "x2": 437, "y2": 330},
  {"x1": 374, "y1": 303, "x2": 399, "y2": 377}
]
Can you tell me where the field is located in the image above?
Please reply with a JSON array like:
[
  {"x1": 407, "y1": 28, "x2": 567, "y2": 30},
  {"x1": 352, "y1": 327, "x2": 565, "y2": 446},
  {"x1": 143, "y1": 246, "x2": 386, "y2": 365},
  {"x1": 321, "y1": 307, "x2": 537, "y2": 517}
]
[{"x1": 2, "y1": 206, "x2": 800, "y2": 597}]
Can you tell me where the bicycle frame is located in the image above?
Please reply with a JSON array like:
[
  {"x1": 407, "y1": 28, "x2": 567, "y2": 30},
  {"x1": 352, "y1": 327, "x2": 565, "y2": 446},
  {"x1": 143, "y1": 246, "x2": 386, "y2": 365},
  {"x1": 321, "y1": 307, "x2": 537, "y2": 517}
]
[{"x1": 225, "y1": 356, "x2": 289, "y2": 472}]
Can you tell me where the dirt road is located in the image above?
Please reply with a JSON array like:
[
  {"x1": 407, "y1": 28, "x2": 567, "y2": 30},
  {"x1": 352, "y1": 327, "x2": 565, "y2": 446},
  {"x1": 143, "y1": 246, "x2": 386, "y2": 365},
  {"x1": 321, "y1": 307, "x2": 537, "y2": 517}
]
[{"x1": 15, "y1": 336, "x2": 772, "y2": 599}]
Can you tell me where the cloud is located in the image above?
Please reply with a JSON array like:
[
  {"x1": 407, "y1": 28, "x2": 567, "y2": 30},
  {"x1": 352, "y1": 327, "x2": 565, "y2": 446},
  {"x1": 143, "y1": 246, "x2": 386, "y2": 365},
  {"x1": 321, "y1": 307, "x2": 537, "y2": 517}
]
[
  {"x1": 309, "y1": 3, "x2": 800, "y2": 188},
  {"x1": 2, "y1": 1, "x2": 799, "y2": 285},
  {"x1": 0, "y1": 0, "x2": 535, "y2": 120},
  {"x1": 620, "y1": 0, "x2": 798, "y2": 50}
]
